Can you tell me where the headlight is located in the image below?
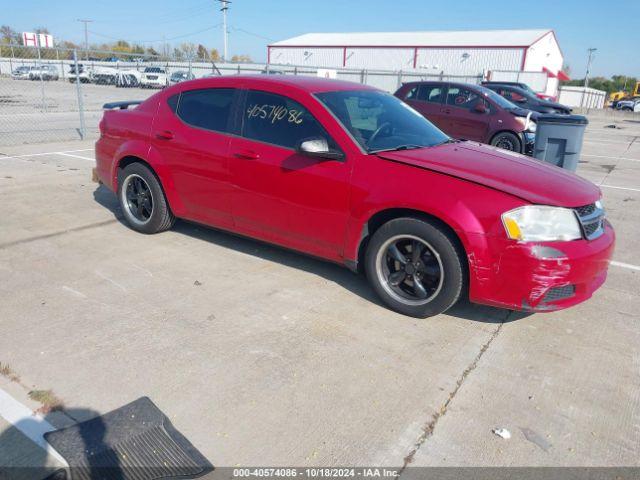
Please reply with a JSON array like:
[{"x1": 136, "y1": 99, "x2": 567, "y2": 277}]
[
  {"x1": 515, "y1": 115, "x2": 536, "y2": 133},
  {"x1": 501, "y1": 206, "x2": 582, "y2": 241}
]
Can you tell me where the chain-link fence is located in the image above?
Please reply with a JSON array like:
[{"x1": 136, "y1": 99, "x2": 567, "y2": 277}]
[{"x1": 0, "y1": 44, "x2": 483, "y2": 146}]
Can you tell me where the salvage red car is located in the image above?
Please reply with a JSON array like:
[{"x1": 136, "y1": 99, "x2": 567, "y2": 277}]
[{"x1": 95, "y1": 76, "x2": 614, "y2": 318}]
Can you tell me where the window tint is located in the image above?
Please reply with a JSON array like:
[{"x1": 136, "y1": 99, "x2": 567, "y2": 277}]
[
  {"x1": 446, "y1": 86, "x2": 487, "y2": 111},
  {"x1": 243, "y1": 90, "x2": 335, "y2": 150},
  {"x1": 176, "y1": 88, "x2": 235, "y2": 133},
  {"x1": 167, "y1": 94, "x2": 179, "y2": 113},
  {"x1": 405, "y1": 86, "x2": 419, "y2": 100},
  {"x1": 416, "y1": 85, "x2": 445, "y2": 104}
]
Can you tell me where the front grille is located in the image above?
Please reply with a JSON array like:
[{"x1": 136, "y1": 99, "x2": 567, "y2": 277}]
[
  {"x1": 573, "y1": 202, "x2": 604, "y2": 240},
  {"x1": 574, "y1": 204, "x2": 595, "y2": 217},
  {"x1": 543, "y1": 285, "x2": 576, "y2": 303}
]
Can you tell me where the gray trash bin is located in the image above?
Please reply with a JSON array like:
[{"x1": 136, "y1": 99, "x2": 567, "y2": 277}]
[{"x1": 533, "y1": 114, "x2": 589, "y2": 172}]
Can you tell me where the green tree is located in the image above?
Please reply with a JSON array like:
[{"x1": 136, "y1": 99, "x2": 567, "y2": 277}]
[{"x1": 210, "y1": 48, "x2": 220, "y2": 61}]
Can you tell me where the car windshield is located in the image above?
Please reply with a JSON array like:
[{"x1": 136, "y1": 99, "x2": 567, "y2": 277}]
[
  {"x1": 315, "y1": 90, "x2": 450, "y2": 153},
  {"x1": 480, "y1": 86, "x2": 519, "y2": 110}
]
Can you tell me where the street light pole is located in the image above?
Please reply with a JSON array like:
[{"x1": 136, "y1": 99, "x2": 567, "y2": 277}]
[
  {"x1": 76, "y1": 19, "x2": 93, "y2": 60},
  {"x1": 218, "y1": 1, "x2": 230, "y2": 62},
  {"x1": 584, "y1": 48, "x2": 597, "y2": 89}
]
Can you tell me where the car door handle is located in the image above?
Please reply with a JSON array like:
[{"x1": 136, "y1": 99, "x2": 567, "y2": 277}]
[
  {"x1": 233, "y1": 149, "x2": 260, "y2": 160},
  {"x1": 155, "y1": 130, "x2": 174, "y2": 140}
]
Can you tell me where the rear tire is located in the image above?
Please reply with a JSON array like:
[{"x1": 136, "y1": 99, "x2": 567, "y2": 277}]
[
  {"x1": 365, "y1": 217, "x2": 466, "y2": 318},
  {"x1": 117, "y1": 163, "x2": 175, "y2": 234},
  {"x1": 491, "y1": 131, "x2": 521, "y2": 153}
]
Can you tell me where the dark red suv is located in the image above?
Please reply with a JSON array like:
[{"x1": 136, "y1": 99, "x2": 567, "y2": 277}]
[{"x1": 394, "y1": 81, "x2": 537, "y2": 155}]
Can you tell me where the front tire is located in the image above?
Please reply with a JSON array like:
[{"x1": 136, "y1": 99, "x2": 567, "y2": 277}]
[
  {"x1": 118, "y1": 163, "x2": 175, "y2": 234},
  {"x1": 365, "y1": 218, "x2": 466, "y2": 318},
  {"x1": 491, "y1": 131, "x2": 521, "y2": 153}
]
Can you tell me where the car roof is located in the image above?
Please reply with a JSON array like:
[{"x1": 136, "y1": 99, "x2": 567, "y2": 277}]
[
  {"x1": 401, "y1": 80, "x2": 482, "y2": 90},
  {"x1": 169, "y1": 75, "x2": 378, "y2": 94}
]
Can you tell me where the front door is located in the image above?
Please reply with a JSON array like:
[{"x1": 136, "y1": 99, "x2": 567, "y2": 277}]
[
  {"x1": 229, "y1": 89, "x2": 352, "y2": 260},
  {"x1": 442, "y1": 85, "x2": 490, "y2": 142},
  {"x1": 404, "y1": 83, "x2": 448, "y2": 131}
]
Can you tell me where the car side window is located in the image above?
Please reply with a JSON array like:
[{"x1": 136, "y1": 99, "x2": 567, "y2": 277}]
[
  {"x1": 242, "y1": 90, "x2": 336, "y2": 150},
  {"x1": 405, "y1": 86, "x2": 419, "y2": 100},
  {"x1": 176, "y1": 88, "x2": 235, "y2": 133},
  {"x1": 446, "y1": 86, "x2": 483, "y2": 111},
  {"x1": 415, "y1": 85, "x2": 444, "y2": 104}
]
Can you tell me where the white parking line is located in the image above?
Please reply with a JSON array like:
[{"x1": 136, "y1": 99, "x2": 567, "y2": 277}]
[
  {"x1": 55, "y1": 152, "x2": 95, "y2": 161},
  {"x1": 611, "y1": 261, "x2": 640, "y2": 272},
  {"x1": 583, "y1": 154, "x2": 640, "y2": 163},
  {"x1": 600, "y1": 185, "x2": 640, "y2": 193},
  {"x1": 0, "y1": 148, "x2": 93, "y2": 160},
  {"x1": 0, "y1": 388, "x2": 68, "y2": 465}
]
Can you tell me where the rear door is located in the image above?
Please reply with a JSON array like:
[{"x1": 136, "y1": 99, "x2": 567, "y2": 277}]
[
  {"x1": 150, "y1": 87, "x2": 239, "y2": 227},
  {"x1": 403, "y1": 84, "x2": 447, "y2": 130},
  {"x1": 228, "y1": 88, "x2": 352, "y2": 260},
  {"x1": 441, "y1": 85, "x2": 490, "y2": 142}
]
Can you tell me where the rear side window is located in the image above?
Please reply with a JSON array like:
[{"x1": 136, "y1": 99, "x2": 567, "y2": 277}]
[
  {"x1": 409, "y1": 85, "x2": 444, "y2": 104},
  {"x1": 242, "y1": 90, "x2": 335, "y2": 150},
  {"x1": 167, "y1": 94, "x2": 179, "y2": 113},
  {"x1": 176, "y1": 88, "x2": 235, "y2": 133}
]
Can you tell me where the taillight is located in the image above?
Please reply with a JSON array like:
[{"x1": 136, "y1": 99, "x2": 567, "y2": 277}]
[{"x1": 99, "y1": 118, "x2": 105, "y2": 138}]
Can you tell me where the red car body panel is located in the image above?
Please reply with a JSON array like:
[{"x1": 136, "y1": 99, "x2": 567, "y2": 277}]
[{"x1": 95, "y1": 75, "x2": 615, "y2": 313}]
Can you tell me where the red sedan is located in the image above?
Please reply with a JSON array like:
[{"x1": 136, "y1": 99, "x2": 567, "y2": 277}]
[{"x1": 95, "y1": 75, "x2": 614, "y2": 318}]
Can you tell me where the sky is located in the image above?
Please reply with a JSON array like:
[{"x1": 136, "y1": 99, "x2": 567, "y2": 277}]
[{"x1": 4, "y1": 0, "x2": 639, "y2": 78}]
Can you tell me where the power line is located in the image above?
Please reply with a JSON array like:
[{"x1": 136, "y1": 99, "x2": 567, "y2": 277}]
[{"x1": 88, "y1": 23, "x2": 222, "y2": 45}]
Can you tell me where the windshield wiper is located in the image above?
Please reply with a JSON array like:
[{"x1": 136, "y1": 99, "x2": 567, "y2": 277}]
[
  {"x1": 434, "y1": 138, "x2": 459, "y2": 147},
  {"x1": 369, "y1": 144, "x2": 425, "y2": 154}
]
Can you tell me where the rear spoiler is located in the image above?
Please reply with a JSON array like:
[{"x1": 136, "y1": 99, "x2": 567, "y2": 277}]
[{"x1": 102, "y1": 100, "x2": 142, "y2": 110}]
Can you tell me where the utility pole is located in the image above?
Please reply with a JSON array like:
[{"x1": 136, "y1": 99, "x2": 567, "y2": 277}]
[
  {"x1": 584, "y1": 48, "x2": 597, "y2": 89},
  {"x1": 218, "y1": 0, "x2": 230, "y2": 62},
  {"x1": 76, "y1": 19, "x2": 93, "y2": 60}
]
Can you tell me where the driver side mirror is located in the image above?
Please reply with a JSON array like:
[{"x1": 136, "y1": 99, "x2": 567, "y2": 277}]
[
  {"x1": 473, "y1": 102, "x2": 488, "y2": 114},
  {"x1": 296, "y1": 137, "x2": 344, "y2": 161}
]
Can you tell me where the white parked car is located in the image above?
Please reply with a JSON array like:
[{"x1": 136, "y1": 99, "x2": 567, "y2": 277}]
[
  {"x1": 616, "y1": 99, "x2": 640, "y2": 112},
  {"x1": 11, "y1": 65, "x2": 35, "y2": 79},
  {"x1": 116, "y1": 70, "x2": 143, "y2": 88},
  {"x1": 140, "y1": 67, "x2": 168, "y2": 88},
  {"x1": 68, "y1": 64, "x2": 91, "y2": 83},
  {"x1": 29, "y1": 65, "x2": 59, "y2": 81}
]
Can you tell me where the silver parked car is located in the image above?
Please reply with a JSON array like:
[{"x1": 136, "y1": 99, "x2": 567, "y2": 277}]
[
  {"x1": 169, "y1": 70, "x2": 195, "y2": 85},
  {"x1": 11, "y1": 65, "x2": 35, "y2": 79},
  {"x1": 29, "y1": 65, "x2": 60, "y2": 81}
]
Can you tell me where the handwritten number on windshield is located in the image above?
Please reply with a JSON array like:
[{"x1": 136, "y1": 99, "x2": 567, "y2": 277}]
[{"x1": 247, "y1": 104, "x2": 304, "y2": 125}]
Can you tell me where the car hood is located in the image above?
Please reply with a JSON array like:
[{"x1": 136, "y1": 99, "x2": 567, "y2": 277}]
[
  {"x1": 539, "y1": 99, "x2": 571, "y2": 111},
  {"x1": 377, "y1": 142, "x2": 599, "y2": 207}
]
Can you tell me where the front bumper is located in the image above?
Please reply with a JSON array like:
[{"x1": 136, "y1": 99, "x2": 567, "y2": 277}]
[{"x1": 469, "y1": 221, "x2": 615, "y2": 312}]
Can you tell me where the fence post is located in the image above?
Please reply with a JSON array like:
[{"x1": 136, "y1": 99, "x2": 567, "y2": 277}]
[
  {"x1": 36, "y1": 45, "x2": 47, "y2": 113},
  {"x1": 397, "y1": 70, "x2": 403, "y2": 89},
  {"x1": 73, "y1": 50, "x2": 86, "y2": 140},
  {"x1": 294, "y1": 66, "x2": 298, "y2": 75}
]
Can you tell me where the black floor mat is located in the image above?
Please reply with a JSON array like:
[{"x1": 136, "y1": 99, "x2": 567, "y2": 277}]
[{"x1": 44, "y1": 397, "x2": 213, "y2": 480}]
